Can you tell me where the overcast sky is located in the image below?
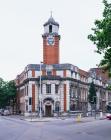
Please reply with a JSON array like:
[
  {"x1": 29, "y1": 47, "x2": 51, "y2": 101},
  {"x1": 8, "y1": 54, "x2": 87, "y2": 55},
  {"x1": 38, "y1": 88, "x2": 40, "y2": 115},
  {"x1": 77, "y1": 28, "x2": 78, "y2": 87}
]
[{"x1": 0, "y1": 0, "x2": 106, "y2": 81}]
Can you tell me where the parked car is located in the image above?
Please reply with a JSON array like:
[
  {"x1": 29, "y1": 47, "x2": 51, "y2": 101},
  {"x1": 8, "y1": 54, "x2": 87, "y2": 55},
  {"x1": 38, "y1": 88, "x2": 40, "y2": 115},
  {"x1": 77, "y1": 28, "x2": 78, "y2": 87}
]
[
  {"x1": 1, "y1": 109, "x2": 10, "y2": 116},
  {"x1": 0, "y1": 109, "x2": 4, "y2": 115},
  {"x1": 0, "y1": 109, "x2": 3, "y2": 115},
  {"x1": 106, "y1": 113, "x2": 111, "y2": 120},
  {"x1": 106, "y1": 102, "x2": 111, "y2": 120}
]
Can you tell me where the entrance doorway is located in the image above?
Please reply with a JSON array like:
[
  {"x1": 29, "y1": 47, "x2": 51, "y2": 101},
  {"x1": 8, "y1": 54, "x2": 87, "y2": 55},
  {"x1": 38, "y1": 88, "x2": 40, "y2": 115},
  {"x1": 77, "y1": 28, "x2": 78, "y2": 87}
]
[{"x1": 45, "y1": 105, "x2": 52, "y2": 117}]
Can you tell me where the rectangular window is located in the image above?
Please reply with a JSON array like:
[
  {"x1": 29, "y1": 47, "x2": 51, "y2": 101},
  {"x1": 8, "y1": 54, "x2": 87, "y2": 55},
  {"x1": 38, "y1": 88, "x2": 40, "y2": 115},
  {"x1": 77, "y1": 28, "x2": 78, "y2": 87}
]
[
  {"x1": 29, "y1": 97, "x2": 32, "y2": 105},
  {"x1": 46, "y1": 84, "x2": 51, "y2": 94},
  {"x1": 55, "y1": 85, "x2": 59, "y2": 94},
  {"x1": 47, "y1": 71, "x2": 52, "y2": 75},
  {"x1": 71, "y1": 92, "x2": 74, "y2": 98}
]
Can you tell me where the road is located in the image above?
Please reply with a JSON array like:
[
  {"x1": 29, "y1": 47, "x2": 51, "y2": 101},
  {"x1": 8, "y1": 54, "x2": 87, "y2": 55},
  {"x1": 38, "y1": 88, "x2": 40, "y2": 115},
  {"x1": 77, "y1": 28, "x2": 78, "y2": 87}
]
[{"x1": 0, "y1": 116, "x2": 111, "y2": 140}]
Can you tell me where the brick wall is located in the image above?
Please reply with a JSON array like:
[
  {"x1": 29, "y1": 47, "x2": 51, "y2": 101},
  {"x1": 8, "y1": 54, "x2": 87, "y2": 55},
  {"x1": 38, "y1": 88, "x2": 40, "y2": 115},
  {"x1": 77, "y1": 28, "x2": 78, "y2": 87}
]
[{"x1": 43, "y1": 36, "x2": 59, "y2": 64}]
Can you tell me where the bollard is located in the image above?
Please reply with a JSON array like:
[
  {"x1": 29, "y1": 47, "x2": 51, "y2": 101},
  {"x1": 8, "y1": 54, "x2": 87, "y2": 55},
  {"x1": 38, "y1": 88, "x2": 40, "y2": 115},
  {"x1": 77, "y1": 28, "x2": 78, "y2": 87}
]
[
  {"x1": 76, "y1": 113, "x2": 81, "y2": 122},
  {"x1": 86, "y1": 112, "x2": 89, "y2": 117},
  {"x1": 100, "y1": 112, "x2": 103, "y2": 119}
]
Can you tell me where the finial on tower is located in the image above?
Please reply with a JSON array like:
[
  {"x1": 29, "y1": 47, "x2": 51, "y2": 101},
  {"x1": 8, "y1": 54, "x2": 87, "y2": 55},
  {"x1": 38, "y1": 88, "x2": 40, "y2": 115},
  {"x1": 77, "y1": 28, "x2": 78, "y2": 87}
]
[
  {"x1": 50, "y1": 11, "x2": 53, "y2": 18},
  {"x1": 43, "y1": 12, "x2": 59, "y2": 27}
]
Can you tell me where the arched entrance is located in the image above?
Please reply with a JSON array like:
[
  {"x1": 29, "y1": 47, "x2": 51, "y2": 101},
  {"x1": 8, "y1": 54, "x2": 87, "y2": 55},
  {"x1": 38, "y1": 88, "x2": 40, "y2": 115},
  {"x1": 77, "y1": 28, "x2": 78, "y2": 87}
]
[
  {"x1": 45, "y1": 104, "x2": 52, "y2": 117},
  {"x1": 43, "y1": 98, "x2": 54, "y2": 117}
]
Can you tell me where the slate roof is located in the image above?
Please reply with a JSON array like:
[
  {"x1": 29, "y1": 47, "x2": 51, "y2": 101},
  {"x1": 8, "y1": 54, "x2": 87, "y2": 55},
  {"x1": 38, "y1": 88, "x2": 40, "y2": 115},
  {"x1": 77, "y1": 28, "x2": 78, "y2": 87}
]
[
  {"x1": 25, "y1": 63, "x2": 78, "y2": 72},
  {"x1": 43, "y1": 16, "x2": 59, "y2": 27}
]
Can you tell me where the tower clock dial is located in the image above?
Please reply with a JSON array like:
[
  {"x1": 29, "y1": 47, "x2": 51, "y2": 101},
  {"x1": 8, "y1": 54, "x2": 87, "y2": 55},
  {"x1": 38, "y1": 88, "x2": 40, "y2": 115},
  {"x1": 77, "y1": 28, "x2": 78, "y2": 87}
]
[{"x1": 47, "y1": 35, "x2": 54, "y2": 45}]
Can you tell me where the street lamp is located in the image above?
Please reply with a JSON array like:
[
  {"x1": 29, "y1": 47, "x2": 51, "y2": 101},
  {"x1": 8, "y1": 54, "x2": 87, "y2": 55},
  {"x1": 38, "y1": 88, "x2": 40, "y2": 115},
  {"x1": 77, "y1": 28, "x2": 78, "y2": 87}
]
[
  {"x1": 77, "y1": 81, "x2": 80, "y2": 111},
  {"x1": 59, "y1": 81, "x2": 62, "y2": 116},
  {"x1": 39, "y1": 61, "x2": 43, "y2": 118},
  {"x1": 91, "y1": 96, "x2": 97, "y2": 119}
]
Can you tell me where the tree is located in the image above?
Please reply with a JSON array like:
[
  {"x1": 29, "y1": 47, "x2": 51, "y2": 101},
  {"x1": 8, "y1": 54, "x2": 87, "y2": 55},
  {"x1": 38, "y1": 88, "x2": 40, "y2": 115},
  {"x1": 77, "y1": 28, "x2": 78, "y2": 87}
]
[
  {"x1": 88, "y1": 82, "x2": 97, "y2": 115},
  {"x1": 6, "y1": 81, "x2": 17, "y2": 111},
  {"x1": 0, "y1": 78, "x2": 4, "y2": 94},
  {"x1": 88, "y1": 0, "x2": 111, "y2": 76},
  {"x1": 0, "y1": 78, "x2": 7, "y2": 108},
  {"x1": 0, "y1": 79, "x2": 16, "y2": 110}
]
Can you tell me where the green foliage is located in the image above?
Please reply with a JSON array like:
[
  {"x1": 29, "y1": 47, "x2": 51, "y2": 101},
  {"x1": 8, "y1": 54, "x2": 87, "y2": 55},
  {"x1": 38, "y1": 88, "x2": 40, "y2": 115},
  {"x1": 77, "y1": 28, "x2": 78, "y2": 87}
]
[
  {"x1": 88, "y1": 0, "x2": 111, "y2": 75},
  {"x1": 0, "y1": 78, "x2": 16, "y2": 108},
  {"x1": 107, "y1": 84, "x2": 111, "y2": 90},
  {"x1": 88, "y1": 82, "x2": 97, "y2": 105}
]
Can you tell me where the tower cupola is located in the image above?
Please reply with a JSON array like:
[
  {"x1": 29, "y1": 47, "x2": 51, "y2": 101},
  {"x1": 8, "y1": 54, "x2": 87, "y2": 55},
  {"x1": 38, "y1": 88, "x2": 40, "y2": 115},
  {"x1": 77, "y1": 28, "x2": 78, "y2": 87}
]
[{"x1": 43, "y1": 15, "x2": 59, "y2": 35}]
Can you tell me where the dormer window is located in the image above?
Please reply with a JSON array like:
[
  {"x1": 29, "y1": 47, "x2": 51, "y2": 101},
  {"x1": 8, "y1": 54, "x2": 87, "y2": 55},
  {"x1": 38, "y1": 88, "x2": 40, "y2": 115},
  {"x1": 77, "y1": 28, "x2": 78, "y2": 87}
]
[{"x1": 49, "y1": 25, "x2": 52, "y2": 33}]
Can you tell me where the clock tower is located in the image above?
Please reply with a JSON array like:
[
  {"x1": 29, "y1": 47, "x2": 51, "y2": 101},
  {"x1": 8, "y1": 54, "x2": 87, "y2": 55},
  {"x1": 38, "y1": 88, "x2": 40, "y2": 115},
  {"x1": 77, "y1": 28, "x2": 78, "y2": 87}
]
[{"x1": 42, "y1": 15, "x2": 60, "y2": 64}]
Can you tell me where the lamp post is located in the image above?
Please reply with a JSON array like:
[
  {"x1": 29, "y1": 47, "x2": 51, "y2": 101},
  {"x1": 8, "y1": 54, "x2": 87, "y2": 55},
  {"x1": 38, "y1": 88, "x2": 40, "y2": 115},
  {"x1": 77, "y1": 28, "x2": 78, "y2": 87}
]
[
  {"x1": 39, "y1": 61, "x2": 43, "y2": 119},
  {"x1": 77, "y1": 81, "x2": 80, "y2": 111},
  {"x1": 90, "y1": 71, "x2": 97, "y2": 119},
  {"x1": 91, "y1": 96, "x2": 97, "y2": 119},
  {"x1": 94, "y1": 97, "x2": 97, "y2": 119},
  {"x1": 59, "y1": 81, "x2": 62, "y2": 116}
]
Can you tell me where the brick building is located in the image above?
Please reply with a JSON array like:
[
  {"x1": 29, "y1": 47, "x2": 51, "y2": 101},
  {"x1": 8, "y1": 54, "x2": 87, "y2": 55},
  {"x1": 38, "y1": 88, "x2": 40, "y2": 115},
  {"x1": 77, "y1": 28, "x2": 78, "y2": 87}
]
[{"x1": 15, "y1": 16, "x2": 111, "y2": 116}]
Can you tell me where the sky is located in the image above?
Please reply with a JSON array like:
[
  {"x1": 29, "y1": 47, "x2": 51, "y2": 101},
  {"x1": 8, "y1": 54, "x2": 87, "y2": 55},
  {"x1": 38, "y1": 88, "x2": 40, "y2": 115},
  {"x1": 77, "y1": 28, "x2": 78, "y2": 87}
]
[{"x1": 0, "y1": 0, "x2": 106, "y2": 81}]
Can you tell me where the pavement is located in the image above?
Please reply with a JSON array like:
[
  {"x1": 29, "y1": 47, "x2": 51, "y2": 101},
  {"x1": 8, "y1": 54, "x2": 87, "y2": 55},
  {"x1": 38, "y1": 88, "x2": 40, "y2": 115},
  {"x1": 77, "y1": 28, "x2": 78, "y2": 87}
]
[{"x1": 2, "y1": 114, "x2": 107, "y2": 123}]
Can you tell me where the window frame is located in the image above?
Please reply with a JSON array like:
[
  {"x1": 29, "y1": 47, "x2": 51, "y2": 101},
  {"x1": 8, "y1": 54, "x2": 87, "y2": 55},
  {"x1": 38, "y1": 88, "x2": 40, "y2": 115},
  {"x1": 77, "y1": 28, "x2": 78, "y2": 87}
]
[
  {"x1": 55, "y1": 84, "x2": 59, "y2": 94},
  {"x1": 46, "y1": 84, "x2": 51, "y2": 94}
]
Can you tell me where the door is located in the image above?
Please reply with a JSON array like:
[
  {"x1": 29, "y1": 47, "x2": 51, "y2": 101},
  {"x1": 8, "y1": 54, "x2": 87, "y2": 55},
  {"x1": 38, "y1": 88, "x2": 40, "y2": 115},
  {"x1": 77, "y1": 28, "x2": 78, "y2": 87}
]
[{"x1": 45, "y1": 105, "x2": 51, "y2": 117}]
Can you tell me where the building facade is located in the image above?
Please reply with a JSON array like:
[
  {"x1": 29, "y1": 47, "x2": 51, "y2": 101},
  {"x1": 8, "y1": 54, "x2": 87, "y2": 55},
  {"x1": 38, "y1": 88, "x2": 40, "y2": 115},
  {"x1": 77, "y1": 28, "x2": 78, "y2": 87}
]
[{"x1": 15, "y1": 16, "x2": 111, "y2": 117}]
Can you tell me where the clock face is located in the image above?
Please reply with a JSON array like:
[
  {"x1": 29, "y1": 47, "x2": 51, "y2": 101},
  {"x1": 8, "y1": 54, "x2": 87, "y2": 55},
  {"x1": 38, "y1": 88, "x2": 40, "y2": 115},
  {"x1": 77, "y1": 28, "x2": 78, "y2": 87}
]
[{"x1": 47, "y1": 35, "x2": 54, "y2": 45}]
